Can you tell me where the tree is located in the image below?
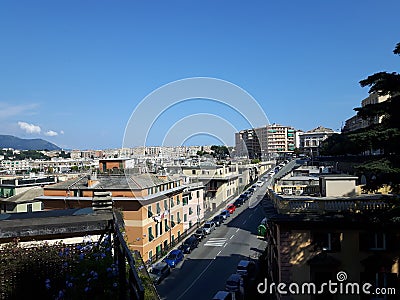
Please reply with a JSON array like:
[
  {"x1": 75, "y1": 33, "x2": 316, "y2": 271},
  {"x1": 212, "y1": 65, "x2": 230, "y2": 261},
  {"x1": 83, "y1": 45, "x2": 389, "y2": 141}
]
[{"x1": 321, "y1": 42, "x2": 400, "y2": 192}]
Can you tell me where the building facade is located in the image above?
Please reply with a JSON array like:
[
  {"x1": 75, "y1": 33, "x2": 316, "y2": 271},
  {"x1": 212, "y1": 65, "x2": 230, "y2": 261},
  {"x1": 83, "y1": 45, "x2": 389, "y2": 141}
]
[
  {"x1": 38, "y1": 173, "x2": 186, "y2": 261},
  {"x1": 262, "y1": 167, "x2": 400, "y2": 300}
]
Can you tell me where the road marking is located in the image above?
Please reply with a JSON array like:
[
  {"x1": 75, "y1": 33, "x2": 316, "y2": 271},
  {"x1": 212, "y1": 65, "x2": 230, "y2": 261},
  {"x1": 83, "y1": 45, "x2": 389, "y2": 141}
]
[
  {"x1": 204, "y1": 238, "x2": 226, "y2": 247},
  {"x1": 176, "y1": 258, "x2": 215, "y2": 300},
  {"x1": 217, "y1": 250, "x2": 222, "y2": 256},
  {"x1": 236, "y1": 228, "x2": 240, "y2": 232},
  {"x1": 230, "y1": 235, "x2": 235, "y2": 240}
]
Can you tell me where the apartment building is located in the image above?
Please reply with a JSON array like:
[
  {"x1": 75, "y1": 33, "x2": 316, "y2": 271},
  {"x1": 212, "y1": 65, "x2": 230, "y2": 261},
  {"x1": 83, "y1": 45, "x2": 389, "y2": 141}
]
[
  {"x1": 182, "y1": 183, "x2": 205, "y2": 230},
  {"x1": 343, "y1": 92, "x2": 390, "y2": 133},
  {"x1": 262, "y1": 168, "x2": 400, "y2": 300},
  {"x1": 298, "y1": 126, "x2": 337, "y2": 157},
  {"x1": 0, "y1": 176, "x2": 57, "y2": 198},
  {"x1": 165, "y1": 164, "x2": 238, "y2": 211},
  {"x1": 235, "y1": 124, "x2": 297, "y2": 159},
  {"x1": 37, "y1": 173, "x2": 185, "y2": 261},
  {"x1": 235, "y1": 127, "x2": 267, "y2": 159},
  {"x1": 266, "y1": 124, "x2": 296, "y2": 156}
]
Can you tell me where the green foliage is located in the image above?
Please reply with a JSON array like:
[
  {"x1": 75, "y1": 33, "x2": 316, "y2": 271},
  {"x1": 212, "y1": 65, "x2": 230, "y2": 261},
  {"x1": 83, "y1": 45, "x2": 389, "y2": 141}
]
[
  {"x1": 210, "y1": 145, "x2": 230, "y2": 159},
  {"x1": 0, "y1": 237, "x2": 121, "y2": 300},
  {"x1": 1, "y1": 150, "x2": 50, "y2": 160},
  {"x1": 251, "y1": 159, "x2": 261, "y2": 164}
]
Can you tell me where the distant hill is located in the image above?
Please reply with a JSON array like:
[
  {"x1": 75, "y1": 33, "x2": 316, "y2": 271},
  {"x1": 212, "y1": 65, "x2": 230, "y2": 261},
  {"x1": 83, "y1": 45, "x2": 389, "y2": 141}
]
[{"x1": 0, "y1": 135, "x2": 61, "y2": 151}]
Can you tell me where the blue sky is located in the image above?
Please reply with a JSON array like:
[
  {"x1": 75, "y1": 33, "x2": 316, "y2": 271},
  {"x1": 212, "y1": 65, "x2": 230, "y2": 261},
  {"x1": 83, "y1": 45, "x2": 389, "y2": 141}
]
[{"x1": 0, "y1": 0, "x2": 399, "y2": 150}]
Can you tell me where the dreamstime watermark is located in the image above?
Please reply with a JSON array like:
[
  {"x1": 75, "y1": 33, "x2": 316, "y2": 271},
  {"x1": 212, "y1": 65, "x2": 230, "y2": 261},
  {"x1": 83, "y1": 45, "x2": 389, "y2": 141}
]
[{"x1": 257, "y1": 271, "x2": 396, "y2": 296}]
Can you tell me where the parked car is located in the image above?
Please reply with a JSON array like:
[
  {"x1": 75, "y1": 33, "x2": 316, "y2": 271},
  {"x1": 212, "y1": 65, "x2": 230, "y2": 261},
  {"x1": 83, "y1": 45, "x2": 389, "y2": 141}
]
[
  {"x1": 239, "y1": 194, "x2": 248, "y2": 201},
  {"x1": 149, "y1": 261, "x2": 170, "y2": 284},
  {"x1": 225, "y1": 273, "x2": 244, "y2": 293},
  {"x1": 236, "y1": 260, "x2": 256, "y2": 279},
  {"x1": 248, "y1": 188, "x2": 255, "y2": 193},
  {"x1": 256, "y1": 181, "x2": 263, "y2": 187},
  {"x1": 212, "y1": 291, "x2": 233, "y2": 300},
  {"x1": 243, "y1": 191, "x2": 251, "y2": 198},
  {"x1": 203, "y1": 221, "x2": 216, "y2": 234},
  {"x1": 234, "y1": 198, "x2": 244, "y2": 207},
  {"x1": 179, "y1": 235, "x2": 199, "y2": 254},
  {"x1": 163, "y1": 249, "x2": 184, "y2": 268},
  {"x1": 194, "y1": 228, "x2": 206, "y2": 241},
  {"x1": 227, "y1": 204, "x2": 236, "y2": 214},
  {"x1": 220, "y1": 210, "x2": 230, "y2": 220},
  {"x1": 213, "y1": 215, "x2": 224, "y2": 226}
]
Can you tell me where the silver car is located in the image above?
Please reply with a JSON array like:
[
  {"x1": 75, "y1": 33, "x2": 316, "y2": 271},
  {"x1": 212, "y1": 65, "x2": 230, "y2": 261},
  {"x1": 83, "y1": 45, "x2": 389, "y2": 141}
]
[{"x1": 203, "y1": 221, "x2": 216, "y2": 234}]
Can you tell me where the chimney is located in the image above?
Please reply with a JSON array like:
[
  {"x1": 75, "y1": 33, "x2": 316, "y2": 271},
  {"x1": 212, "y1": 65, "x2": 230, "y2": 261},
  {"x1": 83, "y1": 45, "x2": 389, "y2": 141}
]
[
  {"x1": 92, "y1": 191, "x2": 113, "y2": 212},
  {"x1": 87, "y1": 172, "x2": 99, "y2": 188}
]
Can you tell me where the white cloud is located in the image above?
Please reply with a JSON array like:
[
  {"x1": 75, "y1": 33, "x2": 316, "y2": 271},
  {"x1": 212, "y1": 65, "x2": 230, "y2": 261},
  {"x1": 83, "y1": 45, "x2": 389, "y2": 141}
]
[
  {"x1": 60, "y1": 130, "x2": 64, "y2": 134},
  {"x1": 45, "y1": 130, "x2": 58, "y2": 136},
  {"x1": 18, "y1": 121, "x2": 41, "y2": 134}
]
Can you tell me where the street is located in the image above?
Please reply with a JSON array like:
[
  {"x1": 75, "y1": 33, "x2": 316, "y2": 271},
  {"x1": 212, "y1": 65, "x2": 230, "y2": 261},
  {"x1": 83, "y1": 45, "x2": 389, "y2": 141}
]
[{"x1": 156, "y1": 181, "x2": 269, "y2": 300}]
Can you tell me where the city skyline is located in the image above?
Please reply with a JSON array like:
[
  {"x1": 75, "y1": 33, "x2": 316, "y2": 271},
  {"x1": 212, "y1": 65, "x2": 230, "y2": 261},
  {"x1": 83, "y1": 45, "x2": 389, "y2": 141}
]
[{"x1": 0, "y1": 1, "x2": 399, "y2": 149}]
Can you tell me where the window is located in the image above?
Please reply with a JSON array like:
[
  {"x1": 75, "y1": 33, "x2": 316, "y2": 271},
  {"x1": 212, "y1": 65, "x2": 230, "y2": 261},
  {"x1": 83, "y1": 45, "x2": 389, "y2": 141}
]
[
  {"x1": 27, "y1": 204, "x2": 33, "y2": 213},
  {"x1": 184, "y1": 214, "x2": 187, "y2": 222},
  {"x1": 147, "y1": 205, "x2": 153, "y2": 218},
  {"x1": 189, "y1": 207, "x2": 193, "y2": 215},
  {"x1": 360, "y1": 232, "x2": 386, "y2": 250},
  {"x1": 171, "y1": 215, "x2": 175, "y2": 228},
  {"x1": 176, "y1": 195, "x2": 180, "y2": 205},
  {"x1": 177, "y1": 212, "x2": 181, "y2": 224},
  {"x1": 312, "y1": 232, "x2": 341, "y2": 252},
  {"x1": 192, "y1": 170, "x2": 196, "y2": 175},
  {"x1": 372, "y1": 233, "x2": 386, "y2": 250},
  {"x1": 159, "y1": 221, "x2": 163, "y2": 235},
  {"x1": 148, "y1": 227, "x2": 154, "y2": 242},
  {"x1": 196, "y1": 191, "x2": 200, "y2": 198},
  {"x1": 164, "y1": 199, "x2": 168, "y2": 210},
  {"x1": 155, "y1": 224, "x2": 159, "y2": 237},
  {"x1": 156, "y1": 203, "x2": 161, "y2": 214},
  {"x1": 165, "y1": 219, "x2": 170, "y2": 231},
  {"x1": 148, "y1": 250, "x2": 153, "y2": 261},
  {"x1": 183, "y1": 196, "x2": 188, "y2": 206},
  {"x1": 189, "y1": 221, "x2": 192, "y2": 228},
  {"x1": 170, "y1": 198, "x2": 174, "y2": 208}
]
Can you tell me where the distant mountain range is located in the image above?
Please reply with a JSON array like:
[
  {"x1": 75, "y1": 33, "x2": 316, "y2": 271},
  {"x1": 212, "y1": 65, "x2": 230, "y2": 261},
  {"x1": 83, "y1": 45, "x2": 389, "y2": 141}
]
[{"x1": 0, "y1": 135, "x2": 61, "y2": 151}]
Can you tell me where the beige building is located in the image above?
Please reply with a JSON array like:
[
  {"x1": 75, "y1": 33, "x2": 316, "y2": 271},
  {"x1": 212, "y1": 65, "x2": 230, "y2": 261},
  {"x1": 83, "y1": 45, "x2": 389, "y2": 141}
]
[
  {"x1": 165, "y1": 164, "x2": 239, "y2": 211},
  {"x1": 343, "y1": 92, "x2": 390, "y2": 133},
  {"x1": 298, "y1": 126, "x2": 337, "y2": 157}
]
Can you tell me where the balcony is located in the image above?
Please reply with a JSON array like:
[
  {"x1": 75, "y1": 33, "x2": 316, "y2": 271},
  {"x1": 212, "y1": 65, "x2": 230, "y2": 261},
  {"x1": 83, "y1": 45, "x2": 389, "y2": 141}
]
[
  {"x1": 0, "y1": 210, "x2": 148, "y2": 300},
  {"x1": 267, "y1": 189, "x2": 390, "y2": 214}
]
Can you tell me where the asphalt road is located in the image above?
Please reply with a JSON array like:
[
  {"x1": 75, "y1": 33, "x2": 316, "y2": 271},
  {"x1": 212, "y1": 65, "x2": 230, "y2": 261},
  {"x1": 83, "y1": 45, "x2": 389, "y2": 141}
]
[{"x1": 156, "y1": 181, "x2": 269, "y2": 300}]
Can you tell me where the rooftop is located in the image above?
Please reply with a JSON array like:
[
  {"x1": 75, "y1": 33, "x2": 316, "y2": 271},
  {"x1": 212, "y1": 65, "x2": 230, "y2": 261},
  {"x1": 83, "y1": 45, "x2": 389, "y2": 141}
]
[{"x1": 45, "y1": 173, "x2": 177, "y2": 190}]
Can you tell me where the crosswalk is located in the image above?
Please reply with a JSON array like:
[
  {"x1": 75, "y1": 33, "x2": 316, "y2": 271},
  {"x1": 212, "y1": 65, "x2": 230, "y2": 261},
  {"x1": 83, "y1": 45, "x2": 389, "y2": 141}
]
[{"x1": 204, "y1": 237, "x2": 226, "y2": 247}]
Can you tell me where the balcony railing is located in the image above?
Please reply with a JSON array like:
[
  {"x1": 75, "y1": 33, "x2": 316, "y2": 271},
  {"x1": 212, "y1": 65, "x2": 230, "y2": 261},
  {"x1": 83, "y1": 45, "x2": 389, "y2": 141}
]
[{"x1": 267, "y1": 189, "x2": 390, "y2": 214}]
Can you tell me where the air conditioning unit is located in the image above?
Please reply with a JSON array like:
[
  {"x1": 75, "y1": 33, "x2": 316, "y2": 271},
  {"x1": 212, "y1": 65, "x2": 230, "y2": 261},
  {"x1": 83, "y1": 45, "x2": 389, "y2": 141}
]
[
  {"x1": 295, "y1": 190, "x2": 303, "y2": 196},
  {"x1": 283, "y1": 188, "x2": 292, "y2": 195}
]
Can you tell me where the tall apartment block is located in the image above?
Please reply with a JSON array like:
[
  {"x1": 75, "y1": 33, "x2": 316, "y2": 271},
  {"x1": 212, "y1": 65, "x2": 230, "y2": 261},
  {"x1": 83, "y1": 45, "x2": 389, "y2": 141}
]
[{"x1": 235, "y1": 124, "x2": 296, "y2": 159}]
